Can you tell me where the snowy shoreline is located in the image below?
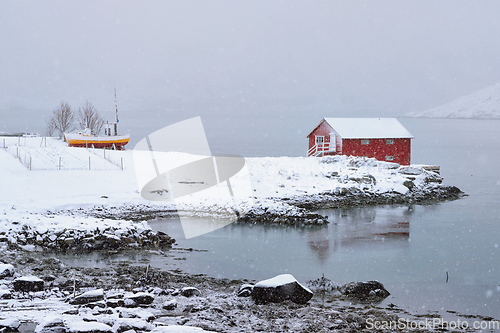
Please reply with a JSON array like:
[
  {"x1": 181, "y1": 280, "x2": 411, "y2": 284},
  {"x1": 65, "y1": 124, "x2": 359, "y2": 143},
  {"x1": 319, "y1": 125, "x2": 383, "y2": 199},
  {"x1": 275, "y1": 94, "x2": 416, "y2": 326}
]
[{"x1": 0, "y1": 136, "x2": 465, "y2": 250}]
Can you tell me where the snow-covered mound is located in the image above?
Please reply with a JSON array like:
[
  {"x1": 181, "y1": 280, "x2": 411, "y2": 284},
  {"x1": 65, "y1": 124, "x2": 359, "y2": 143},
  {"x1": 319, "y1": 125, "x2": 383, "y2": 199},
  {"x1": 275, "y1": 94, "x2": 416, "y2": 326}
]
[{"x1": 405, "y1": 81, "x2": 500, "y2": 119}]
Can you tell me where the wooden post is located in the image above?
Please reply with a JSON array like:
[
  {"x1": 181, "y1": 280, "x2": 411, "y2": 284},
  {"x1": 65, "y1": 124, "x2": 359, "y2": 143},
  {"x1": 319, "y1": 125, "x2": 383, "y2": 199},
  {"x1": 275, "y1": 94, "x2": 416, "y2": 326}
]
[
  {"x1": 59, "y1": 157, "x2": 61, "y2": 170},
  {"x1": 89, "y1": 156, "x2": 91, "y2": 170},
  {"x1": 121, "y1": 157, "x2": 123, "y2": 170},
  {"x1": 29, "y1": 156, "x2": 32, "y2": 170}
]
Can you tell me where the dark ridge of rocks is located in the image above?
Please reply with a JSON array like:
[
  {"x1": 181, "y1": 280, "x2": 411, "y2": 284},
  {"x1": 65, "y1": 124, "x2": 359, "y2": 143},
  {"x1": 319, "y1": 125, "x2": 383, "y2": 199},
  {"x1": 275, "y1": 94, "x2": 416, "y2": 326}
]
[
  {"x1": 284, "y1": 184, "x2": 466, "y2": 210},
  {"x1": 5, "y1": 225, "x2": 175, "y2": 253},
  {"x1": 237, "y1": 211, "x2": 329, "y2": 226},
  {"x1": 77, "y1": 205, "x2": 179, "y2": 222}
]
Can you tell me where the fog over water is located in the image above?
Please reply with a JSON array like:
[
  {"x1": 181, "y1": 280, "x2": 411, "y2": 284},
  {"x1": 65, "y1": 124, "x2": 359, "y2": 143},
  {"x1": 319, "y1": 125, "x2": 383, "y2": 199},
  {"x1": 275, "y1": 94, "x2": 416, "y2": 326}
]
[{"x1": 2, "y1": 1, "x2": 500, "y2": 155}]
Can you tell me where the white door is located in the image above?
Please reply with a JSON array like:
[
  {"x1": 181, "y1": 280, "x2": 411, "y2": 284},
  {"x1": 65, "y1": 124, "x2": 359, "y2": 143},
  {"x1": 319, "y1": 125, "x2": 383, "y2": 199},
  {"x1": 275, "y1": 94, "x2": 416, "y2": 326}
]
[{"x1": 329, "y1": 133, "x2": 336, "y2": 152}]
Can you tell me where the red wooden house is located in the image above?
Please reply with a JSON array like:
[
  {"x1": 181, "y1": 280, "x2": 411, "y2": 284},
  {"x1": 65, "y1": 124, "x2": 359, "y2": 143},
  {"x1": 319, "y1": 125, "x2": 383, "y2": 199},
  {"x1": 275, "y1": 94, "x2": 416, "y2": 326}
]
[{"x1": 306, "y1": 118, "x2": 413, "y2": 165}]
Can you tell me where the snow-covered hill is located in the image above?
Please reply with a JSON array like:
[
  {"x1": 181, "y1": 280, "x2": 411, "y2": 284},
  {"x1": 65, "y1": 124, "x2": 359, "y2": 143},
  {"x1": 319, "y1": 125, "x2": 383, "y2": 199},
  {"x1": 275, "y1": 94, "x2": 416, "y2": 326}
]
[{"x1": 405, "y1": 82, "x2": 500, "y2": 119}]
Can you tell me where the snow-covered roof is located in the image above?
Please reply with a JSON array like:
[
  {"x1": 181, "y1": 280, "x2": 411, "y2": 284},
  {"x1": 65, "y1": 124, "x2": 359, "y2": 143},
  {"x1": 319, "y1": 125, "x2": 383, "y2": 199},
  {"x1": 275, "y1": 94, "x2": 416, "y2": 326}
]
[{"x1": 308, "y1": 118, "x2": 413, "y2": 139}]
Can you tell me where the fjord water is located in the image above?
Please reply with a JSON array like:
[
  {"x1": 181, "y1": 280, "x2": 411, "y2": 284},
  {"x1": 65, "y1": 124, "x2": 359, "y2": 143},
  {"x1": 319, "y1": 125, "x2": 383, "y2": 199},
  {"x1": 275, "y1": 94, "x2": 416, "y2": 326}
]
[{"x1": 148, "y1": 118, "x2": 500, "y2": 318}]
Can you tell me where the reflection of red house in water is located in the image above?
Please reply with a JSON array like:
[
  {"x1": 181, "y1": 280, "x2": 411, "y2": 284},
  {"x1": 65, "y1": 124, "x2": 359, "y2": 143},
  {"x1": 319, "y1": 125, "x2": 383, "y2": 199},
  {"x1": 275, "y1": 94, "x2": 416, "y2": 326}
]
[
  {"x1": 306, "y1": 118, "x2": 413, "y2": 165},
  {"x1": 307, "y1": 230, "x2": 330, "y2": 262}
]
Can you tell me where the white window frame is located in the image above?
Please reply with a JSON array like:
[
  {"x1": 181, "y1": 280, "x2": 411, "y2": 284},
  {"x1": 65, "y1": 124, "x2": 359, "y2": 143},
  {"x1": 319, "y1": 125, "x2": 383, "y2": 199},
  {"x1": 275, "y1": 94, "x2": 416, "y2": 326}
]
[
  {"x1": 385, "y1": 155, "x2": 394, "y2": 161},
  {"x1": 315, "y1": 136, "x2": 324, "y2": 145},
  {"x1": 361, "y1": 139, "x2": 369, "y2": 145},
  {"x1": 386, "y1": 139, "x2": 394, "y2": 145}
]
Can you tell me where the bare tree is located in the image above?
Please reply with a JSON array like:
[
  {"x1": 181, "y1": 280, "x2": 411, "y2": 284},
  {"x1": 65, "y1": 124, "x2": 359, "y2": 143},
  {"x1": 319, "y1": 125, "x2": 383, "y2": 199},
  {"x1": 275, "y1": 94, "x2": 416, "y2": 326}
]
[
  {"x1": 51, "y1": 102, "x2": 75, "y2": 140},
  {"x1": 77, "y1": 101, "x2": 104, "y2": 136},
  {"x1": 45, "y1": 118, "x2": 57, "y2": 137}
]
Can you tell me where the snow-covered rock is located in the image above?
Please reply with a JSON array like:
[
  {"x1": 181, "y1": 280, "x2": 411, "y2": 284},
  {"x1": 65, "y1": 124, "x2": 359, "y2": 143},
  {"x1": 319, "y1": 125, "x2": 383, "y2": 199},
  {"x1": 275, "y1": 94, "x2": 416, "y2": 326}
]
[
  {"x1": 180, "y1": 287, "x2": 201, "y2": 298},
  {"x1": 119, "y1": 308, "x2": 156, "y2": 321},
  {"x1": 0, "y1": 318, "x2": 21, "y2": 332},
  {"x1": 151, "y1": 326, "x2": 217, "y2": 332},
  {"x1": 162, "y1": 298, "x2": 178, "y2": 310},
  {"x1": 13, "y1": 275, "x2": 44, "y2": 292},
  {"x1": 125, "y1": 291, "x2": 155, "y2": 305},
  {"x1": 105, "y1": 298, "x2": 124, "y2": 308},
  {"x1": 70, "y1": 288, "x2": 104, "y2": 305},
  {"x1": 66, "y1": 321, "x2": 113, "y2": 333},
  {"x1": 252, "y1": 274, "x2": 313, "y2": 304},
  {"x1": 0, "y1": 289, "x2": 12, "y2": 299},
  {"x1": 34, "y1": 315, "x2": 65, "y2": 333},
  {"x1": 0, "y1": 319, "x2": 20, "y2": 331},
  {"x1": 237, "y1": 284, "x2": 254, "y2": 297},
  {"x1": 0, "y1": 263, "x2": 15, "y2": 278},
  {"x1": 112, "y1": 318, "x2": 154, "y2": 332}
]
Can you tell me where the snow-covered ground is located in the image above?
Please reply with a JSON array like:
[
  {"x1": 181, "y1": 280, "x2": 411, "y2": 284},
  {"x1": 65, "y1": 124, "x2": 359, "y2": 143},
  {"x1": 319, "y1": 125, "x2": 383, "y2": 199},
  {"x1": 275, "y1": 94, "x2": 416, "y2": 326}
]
[
  {"x1": 0, "y1": 136, "x2": 461, "y2": 332},
  {"x1": 405, "y1": 81, "x2": 500, "y2": 119}
]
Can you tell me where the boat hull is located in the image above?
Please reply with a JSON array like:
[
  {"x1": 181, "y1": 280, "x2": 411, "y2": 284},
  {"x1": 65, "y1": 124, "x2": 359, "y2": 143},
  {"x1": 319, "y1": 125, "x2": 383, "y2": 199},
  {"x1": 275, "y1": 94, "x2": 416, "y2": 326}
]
[{"x1": 64, "y1": 133, "x2": 130, "y2": 149}]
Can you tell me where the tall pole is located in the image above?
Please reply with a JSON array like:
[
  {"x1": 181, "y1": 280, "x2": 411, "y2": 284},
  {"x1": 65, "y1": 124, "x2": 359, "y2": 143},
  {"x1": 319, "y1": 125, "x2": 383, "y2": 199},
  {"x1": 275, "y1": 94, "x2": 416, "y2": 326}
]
[{"x1": 114, "y1": 88, "x2": 119, "y2": 136}]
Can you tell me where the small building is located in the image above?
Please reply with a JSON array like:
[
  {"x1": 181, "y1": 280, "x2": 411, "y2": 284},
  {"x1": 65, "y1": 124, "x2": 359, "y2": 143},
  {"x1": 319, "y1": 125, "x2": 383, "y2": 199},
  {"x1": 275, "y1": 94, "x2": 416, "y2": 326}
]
[{"x1": 306, "y1": 118, "x2": 413, "y2": 165}]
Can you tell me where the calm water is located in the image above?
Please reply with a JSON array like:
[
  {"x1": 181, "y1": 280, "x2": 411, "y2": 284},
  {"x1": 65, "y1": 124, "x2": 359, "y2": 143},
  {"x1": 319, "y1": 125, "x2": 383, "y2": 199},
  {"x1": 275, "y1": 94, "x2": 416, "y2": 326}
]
[{"x1": 146, "y1": 118, "x2": 500, "y2": 318}]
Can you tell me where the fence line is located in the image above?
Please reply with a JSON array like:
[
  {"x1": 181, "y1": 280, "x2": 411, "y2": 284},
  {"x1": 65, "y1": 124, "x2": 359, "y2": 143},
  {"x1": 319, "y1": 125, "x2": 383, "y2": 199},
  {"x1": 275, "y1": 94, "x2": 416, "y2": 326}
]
[
  {"x1": 88, "y1": 146, "x2": 124, "y2": 170},
  {"x1": 2, "y1": 139, "x2": 125, "y2": 171}
]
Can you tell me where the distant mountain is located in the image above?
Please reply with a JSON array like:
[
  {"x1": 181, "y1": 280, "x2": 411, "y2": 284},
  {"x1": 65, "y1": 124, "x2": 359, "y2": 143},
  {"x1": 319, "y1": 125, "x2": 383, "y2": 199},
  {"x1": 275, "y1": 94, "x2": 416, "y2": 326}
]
[{"x1": 405, "y1": 82, "x2": 500, "y2": 119}]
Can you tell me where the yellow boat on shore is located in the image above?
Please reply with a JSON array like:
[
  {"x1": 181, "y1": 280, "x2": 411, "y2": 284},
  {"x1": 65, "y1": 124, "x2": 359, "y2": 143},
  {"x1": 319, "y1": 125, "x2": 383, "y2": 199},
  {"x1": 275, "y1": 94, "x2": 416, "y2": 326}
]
[
  {"x1": 64, "y1": 131, "x2": 130, "y2": 150},
  {"x1": 65, "y1": 89, "x2": 130, "y2": 149}
]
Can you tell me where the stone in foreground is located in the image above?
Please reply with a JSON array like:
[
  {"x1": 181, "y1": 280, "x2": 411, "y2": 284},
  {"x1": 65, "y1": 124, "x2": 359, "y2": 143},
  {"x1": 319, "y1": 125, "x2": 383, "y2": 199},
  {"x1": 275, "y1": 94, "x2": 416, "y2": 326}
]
[
  {"x1": 0, "y1": 264, "x2": 15, "y2": 279},
  {"x1": 13, "y1": 276, "x2": 44, "y2": 292},
  {"x1": 237, "y1": 284, "x2": 254, "y2": 297},
  {"x1": 162, "y1": 299, "x2": 178, "y2": 310},
  {"x1": 340, "y1": 280, "x2": 390, "y2": 299},
  {"x1": 0, "y1": 319, "x2": 20, "y2": 331},
  {"x1": 66, "y1": 321, "x2": 113, "y2": 333},
  {"x1": 70, "y1": 289, "x2": 104, "y2": 305},
  {"x1": 125, "y1": 292, "x2": 155, "y2": 305},
  {"x1": 180, "y1": 287, "x2": 201, "y2": 297},
  {"x1": 34, "y1": 315, "x2": 66, "y2": 333},
  {"x1": 251, "y1": 274, "x2": 313, "y2": 304}
]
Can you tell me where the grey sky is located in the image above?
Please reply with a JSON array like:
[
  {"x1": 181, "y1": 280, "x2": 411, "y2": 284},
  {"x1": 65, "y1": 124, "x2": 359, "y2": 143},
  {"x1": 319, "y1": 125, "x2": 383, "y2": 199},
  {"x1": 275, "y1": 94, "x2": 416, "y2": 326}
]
[{"x1": 2, "y1": 1, "x2": 500, "y2": 153}]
